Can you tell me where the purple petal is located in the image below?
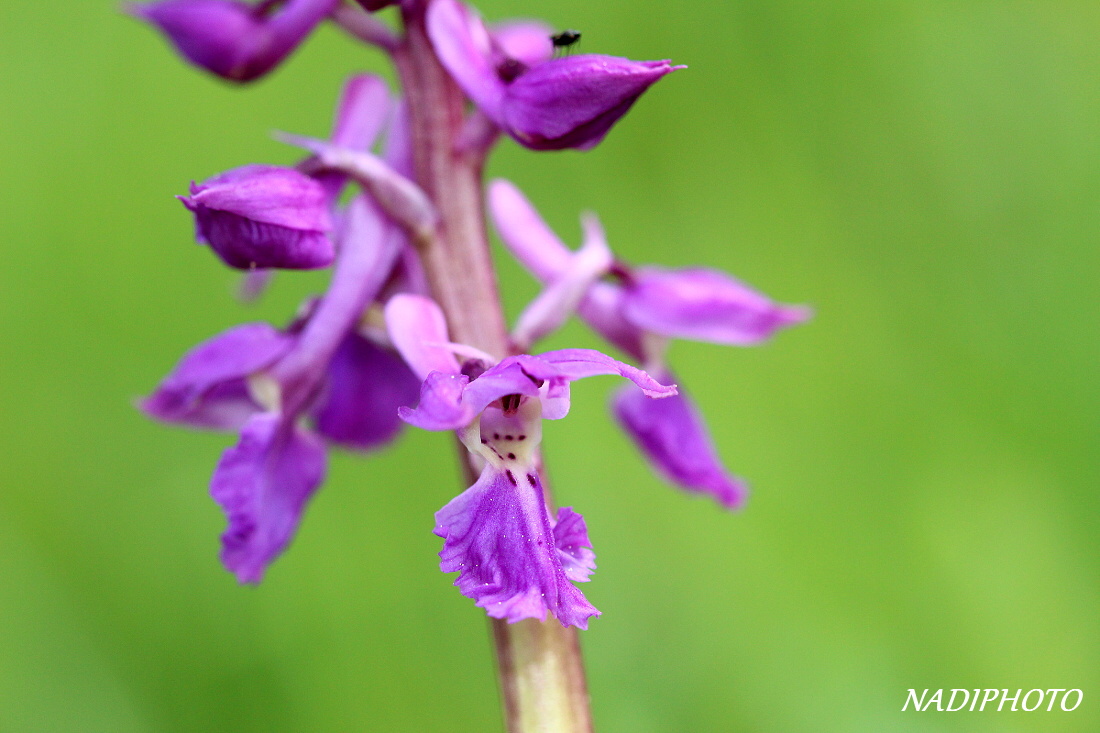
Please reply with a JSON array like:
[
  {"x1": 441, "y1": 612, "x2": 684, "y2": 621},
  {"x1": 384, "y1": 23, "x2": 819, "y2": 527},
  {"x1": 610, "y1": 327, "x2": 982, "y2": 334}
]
[
  {"x1": 487, "y1": 180, "x2": 648, "y2": 358},
  {"x1": 384, "y1": 294, "x2": 462, "y2": 380},
  {"x1": 127, "y1": 0, "x2": 259, "y2": 80},
  {"x1": 576, "y1": 282, "x2": 647, "y2": 362},
  {"x1": 492, "y1": 21, "x2": 554, "y2": 67},
  {"x1": 272, "y1": 195, "x2": 404, "y2": 411},
  {"x1": 310, "y1": 332, "x2": 420, "y2": 450},
  {"x1": 457, "y1": 356, "x2": 552, "y2": 418},
  {"x1": 621, "y1": 267, "x2": 811, "y2": 345},
  {"x1": 553, "y1": 507, "x2": 596, "y2": 583},
  {"x1": 188, "y1": 208, "x2": 335, "y2": 270},
  {"x1": 611, "y1": 374, "x2": 747, "y2": 509},
  {"x1": 185, "y1": 165, "x2": 332, "y2": 231},
  {"x1": 488, "y1": 178, "x2": 573, "y2": 281},
  {"x1": 141, "y1": 323, "x2": 293, "y2": 429},
  {"x1": 501, "y1": 56, "x2": 682, "y2": 150},
  {"x1": 398, "y1": 371, "x2": 472, "y2": 431},
  {"x1": 312, "y1": 74, "x2": 392, "y2": 201},
  {"x1": 382, "y1": 99, "x2": 415, "y2": 179},
  {"x1": 211, "y1": 413, "x2": 327, "y2": 584},
  {"x1": 330, "y1": 74, "x2": 390, "y2": 150},
  {"x1": 278, "y1": 135, "x2": 437, "y2": 237},
  {"x1": 181, "y1": 165, "x2": 335, "y2": 270},
  {"x1": 434, "y1": 466, "x2": 600, "y2": 628},
  {"x1": 512, "y1": 214, "x2": 613, "y2": 348},
  {"x1": 128, "y1": 0, "x2": 337, "y2": 82},
  {"x1": 537, "y1": 348, "x2": 677, "y2": 398},
  {"x1": 425, "y1": 0, "x2": 505, "y2": 122}
]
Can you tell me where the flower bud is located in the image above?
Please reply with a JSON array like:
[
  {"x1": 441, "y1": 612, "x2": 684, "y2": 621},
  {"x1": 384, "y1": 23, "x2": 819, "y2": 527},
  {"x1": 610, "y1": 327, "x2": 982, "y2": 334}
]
[
  {"x1": 179, "y1": 165, "x2": 335, "y2": 270},
  {"x1": 502, "y1": 56, "x2": 682, "y2": 151},
  {"x1": 426, "y1": 0, "x2": 681, "y2": 151},
  {"x1": 127, "y1": 0, "x2": 337, "y2": 82}
]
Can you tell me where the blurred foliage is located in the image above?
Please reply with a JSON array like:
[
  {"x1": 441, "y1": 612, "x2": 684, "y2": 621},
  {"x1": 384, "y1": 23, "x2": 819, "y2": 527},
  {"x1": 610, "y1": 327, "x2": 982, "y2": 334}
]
[{"x1": 1, "y1": 1, "x2": 1097, "y2": 731}]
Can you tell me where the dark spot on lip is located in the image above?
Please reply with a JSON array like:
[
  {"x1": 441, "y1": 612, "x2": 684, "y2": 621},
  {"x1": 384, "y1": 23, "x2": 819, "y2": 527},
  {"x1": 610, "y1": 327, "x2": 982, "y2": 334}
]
[
  {"x1": 518, "y1": 435, "x2": 526, "y2": 441},
  {"x1": 493, "y1": 433, "x2": 500, "y2": 440},
  {"x1": 505, "y1": 470, "x2": 518, "y2": 486},
  {"x1": 505, "y1": 435, "x2": 513, "y2": 441},
  {"x1": 507, "y1": 453, "x2": 516, "y2": 460},
  {"x1": 527, "y1": 474, "x2": 537, "y2": 487}
]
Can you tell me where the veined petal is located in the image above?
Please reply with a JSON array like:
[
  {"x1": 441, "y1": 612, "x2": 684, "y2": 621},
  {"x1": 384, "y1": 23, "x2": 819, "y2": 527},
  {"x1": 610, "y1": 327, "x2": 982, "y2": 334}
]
[
  {"x1": 141, "y1": 323, "x2": 293, "y2": 429},
  {"x1": 211, "y1": 413, "x2": 327, "y2": 584},
  {"x1": 553, "y1": 507, "x2": 596, "y2": 583},
  {"x1": 310, "y1": 332, "x2": 420, "y2": 450},
  {"x1": 426, "y1": 0, "x2": 505, "y2": 122},
  {"x1": 189, "y1": 209, "x2": 335, "y2": 270},
  {"x1": 611, "y1": 373, "x2": 747, "y2": 509},
  {"x1": 434, "y1": 465, "x2": 600, "y2": 629},
  {"x1": 621, "y1": 267, "x2": 811, "y2": 345},
  {"x1": 384, "y1": 294, "x2": 462, "y2": 380}
]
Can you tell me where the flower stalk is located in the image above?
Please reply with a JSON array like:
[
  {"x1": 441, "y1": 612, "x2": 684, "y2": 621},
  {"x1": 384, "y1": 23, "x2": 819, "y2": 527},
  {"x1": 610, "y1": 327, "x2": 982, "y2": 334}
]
[{"x1": 397, "y1": 7, "x2": 593, "y2": 731}]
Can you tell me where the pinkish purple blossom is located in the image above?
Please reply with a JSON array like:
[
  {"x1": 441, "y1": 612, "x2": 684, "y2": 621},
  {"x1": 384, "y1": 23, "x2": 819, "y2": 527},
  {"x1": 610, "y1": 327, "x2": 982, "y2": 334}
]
[
  {"x1": 426, "y1": 0, "x2": 682, "y2": 150},
  {"x1": 180, "y1": 165, "x2": 335, "y2": 270},
  {"x1": 127, "y1": 0, "x2": 338, "y2": 82},
  {"x1": 385, "y1": 294, "x2": 675, "y2": 627}
]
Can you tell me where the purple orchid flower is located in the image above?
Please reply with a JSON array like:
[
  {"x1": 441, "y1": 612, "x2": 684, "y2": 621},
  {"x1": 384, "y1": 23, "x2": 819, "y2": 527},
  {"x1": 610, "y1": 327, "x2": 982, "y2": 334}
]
[
  {"x1": 384, "y1": 294, "x2": 676, "y2": 628},
  {"x1": 127, "y1": 0, "x2": 338, "y2": 82},
  {"x1": 144, "y1": 195, "x2": 418, "y2": 582},
  {"x1": 179, "y1": 165, "x2": 336, "y2": 270},
  {"x1": 425, "y1": 0, "x2": 682, "y2": 150},
  {"x1": 488, "y1": 179, "x2": 810, "y2": 509},
  {"x1": 178, "y1": 74, "x2": 392, "y2": 277}
]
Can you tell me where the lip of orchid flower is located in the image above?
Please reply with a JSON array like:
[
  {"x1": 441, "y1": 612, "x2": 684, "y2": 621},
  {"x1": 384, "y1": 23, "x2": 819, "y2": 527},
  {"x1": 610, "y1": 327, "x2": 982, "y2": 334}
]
[
  {"x1": 126, "y1": 0, "x2": 339, "y2": 83},
  {"x1": 383, "y1": 293, "x2": 674, "y2": 628},
  {"x1": 425, "y1": 0, "x2": 683, "y2": 151}
]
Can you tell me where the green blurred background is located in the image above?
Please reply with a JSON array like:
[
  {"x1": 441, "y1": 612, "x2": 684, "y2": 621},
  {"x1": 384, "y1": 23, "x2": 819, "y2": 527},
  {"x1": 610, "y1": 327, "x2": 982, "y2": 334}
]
[{"x1": 1, "y1": 1, "x2": 1097, "y2": 730}]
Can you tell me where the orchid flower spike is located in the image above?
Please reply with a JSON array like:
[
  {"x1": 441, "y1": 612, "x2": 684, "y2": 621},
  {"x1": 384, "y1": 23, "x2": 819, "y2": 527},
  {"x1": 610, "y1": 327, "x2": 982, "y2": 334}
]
[
  {"x1": 426, "y1": 0, "x2": 683, "y2": 150},
  {"x1": 384, "y1": 294, "x2": 676, "y2": 628},
  {"x1": 127, "y1": 0, "x2": 338, "y2": 82}
]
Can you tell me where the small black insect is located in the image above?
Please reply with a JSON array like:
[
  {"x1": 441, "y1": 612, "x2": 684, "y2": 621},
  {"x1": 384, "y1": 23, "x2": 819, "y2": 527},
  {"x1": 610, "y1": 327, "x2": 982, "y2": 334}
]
[{"x1": 550, "y1": 29, "x2": 582, "y2": 49}]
